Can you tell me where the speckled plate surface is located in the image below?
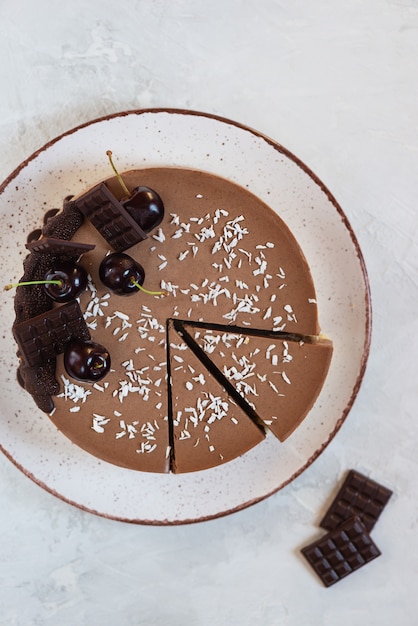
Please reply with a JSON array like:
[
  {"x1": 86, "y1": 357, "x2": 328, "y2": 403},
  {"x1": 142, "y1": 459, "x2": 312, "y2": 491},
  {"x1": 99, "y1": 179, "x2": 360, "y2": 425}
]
[{"x1": 0, "y1": 109, "x2": 371, "y2": 524}]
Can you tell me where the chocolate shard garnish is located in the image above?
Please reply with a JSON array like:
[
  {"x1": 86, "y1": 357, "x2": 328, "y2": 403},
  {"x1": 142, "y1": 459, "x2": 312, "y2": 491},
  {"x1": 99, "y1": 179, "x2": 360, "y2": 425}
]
[
  {"x1": 74, "y1": 183, "x2": 147, "y2": 251},
  {"x1": 26, "y1": 237, "x2": 95, "y2": 257},
  {"x1": 301, "y1": 516, "x2": 381, "y2": 587},
  {"x1": 320, "y1": 470, "x2": 393, "y2": 533},
  {"x1": 13, "y1": 300, "x2": 91, "y2": 368}
]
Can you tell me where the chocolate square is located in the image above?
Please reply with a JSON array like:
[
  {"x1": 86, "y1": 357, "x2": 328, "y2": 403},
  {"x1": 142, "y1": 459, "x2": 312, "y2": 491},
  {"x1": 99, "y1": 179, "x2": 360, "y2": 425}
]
[
  {"x1": 74, "y1": 183, "x2": 147, "y2": 251},
  {"x1": 13, "y1": 300, "x2": 91, "y2": 368},
  {"x1": 301, "y1": 516, "x2": 381, "y2": 587},
  {"x1": 320, "y1": 470, "x2": 393, "y2": 532},
  {"x1": 26, "y1": 237, "x2": 95, "y2": 257}
]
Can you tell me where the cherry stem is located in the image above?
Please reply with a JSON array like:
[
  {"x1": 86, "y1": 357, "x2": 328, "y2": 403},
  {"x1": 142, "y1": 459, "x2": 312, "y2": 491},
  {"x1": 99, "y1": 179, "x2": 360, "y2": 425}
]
[
  {"x1": 130, "y1": 278, "x2": 168, "y2": 297},
  {"x1": 4, "y1": 279, "x2": 63, "y2": 291},
  {"x1": 106, "y1": 150, "x2": 131, "y2": 197}
]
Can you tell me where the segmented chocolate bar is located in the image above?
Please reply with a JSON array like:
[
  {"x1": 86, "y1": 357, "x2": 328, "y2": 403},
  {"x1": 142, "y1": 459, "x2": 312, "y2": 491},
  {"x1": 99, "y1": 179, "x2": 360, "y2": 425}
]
[
  {"x1": 13, "y1": 300, "x2": 91, "y2": 368},
  {"x1": 26, "y1": 237, "x2": 95, "y2": 257},
  {"x1": 301, "y1": 516, "x2": 381, "y2": 587},
  {"x1": 320, "y1": 470, "x2": 393, "y2": 532},
  {"x1": 74, "y1": 183, "x2": 147, "y2": 251}
]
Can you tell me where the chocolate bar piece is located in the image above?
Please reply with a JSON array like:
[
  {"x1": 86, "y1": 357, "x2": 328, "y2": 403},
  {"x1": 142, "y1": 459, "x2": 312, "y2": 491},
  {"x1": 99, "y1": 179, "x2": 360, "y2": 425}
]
[
  {"x1": 74, "y1": 183, "x2": 147, "y2": 251},
  {"x1": 26, "y1": 237, "x2": 95, "y2": 257},
  {"x1": 13, "y1": 300, "x2": 90, "y2": 368},
  {"x1": 320, "y1": 470, "x2": 393, "y2": 532},
  {"x1": 301, "y1": 516, "x2": 381, "y2": 587}
]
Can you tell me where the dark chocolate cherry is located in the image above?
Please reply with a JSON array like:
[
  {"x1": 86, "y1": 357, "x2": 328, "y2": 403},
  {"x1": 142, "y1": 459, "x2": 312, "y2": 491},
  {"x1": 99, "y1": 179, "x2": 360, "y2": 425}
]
[
  {"x1": 123, "y1": 186, "x2": 164, "y2": 233},
  {"x1": 99, "y1": 252, "x2": 145, "y2": 296},
  {"x1": 64, "y1": 340, "x2": 111, "y2": 382},
  {"x1": 106, "y1": 150, "x2": 164, "y2": 233},
  {"x1": 44, "y1": 261, "x2": 88, "y2": 302}
]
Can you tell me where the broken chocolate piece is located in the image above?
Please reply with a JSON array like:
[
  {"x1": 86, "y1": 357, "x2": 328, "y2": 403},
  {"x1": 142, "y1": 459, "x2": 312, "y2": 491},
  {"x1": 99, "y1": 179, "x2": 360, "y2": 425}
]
[
  {"x1": 301, "y1": 516, "x2": 381, "y2": 587},
  {"x1": 41, "y1": 198, "x2": 84, "y2": 240},
  {"x1": 26, "y1": 237, "x2": 95, "y2": 257},
  {"x1": 74, "y1": 183, "x2": 147, "y2": 251},
  {"x1": 320, "y1": 469, "x2": 393, "y2": 532},
  {"x1": 13, "y1": 300, "x2": 90, "y2": 368}
]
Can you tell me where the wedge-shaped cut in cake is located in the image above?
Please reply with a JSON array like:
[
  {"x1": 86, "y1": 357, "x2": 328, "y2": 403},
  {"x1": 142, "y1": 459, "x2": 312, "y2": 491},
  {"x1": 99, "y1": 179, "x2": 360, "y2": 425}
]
[
  {"x1": 179, "y1": 320, "x2": 333, "y2": 442},
  {"x1": 167, "y1": 320, "x2": 265, "y2": 473}
]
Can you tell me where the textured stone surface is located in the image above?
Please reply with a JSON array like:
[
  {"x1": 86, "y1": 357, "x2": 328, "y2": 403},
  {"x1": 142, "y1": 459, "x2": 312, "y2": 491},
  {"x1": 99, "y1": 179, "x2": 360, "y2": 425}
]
[{"x1": 0, "y1": 0, "x2": 417, "y2": 624}]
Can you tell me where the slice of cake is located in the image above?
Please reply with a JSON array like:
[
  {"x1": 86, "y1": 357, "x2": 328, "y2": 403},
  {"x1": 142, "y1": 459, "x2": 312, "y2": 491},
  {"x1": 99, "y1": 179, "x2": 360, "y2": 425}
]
[
  {"x1": 167, "y1": 320, "x2": 265, "y2": 473},
  {"x1": 179, "y1": 320, "x2": 333, "y2": 442}
]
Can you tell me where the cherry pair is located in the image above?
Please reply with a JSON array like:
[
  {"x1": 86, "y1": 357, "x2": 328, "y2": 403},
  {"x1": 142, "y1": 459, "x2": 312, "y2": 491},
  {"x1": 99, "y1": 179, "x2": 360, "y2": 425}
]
[{"x1": 6, "y1": 252, "x2": 162, "y2": 302}]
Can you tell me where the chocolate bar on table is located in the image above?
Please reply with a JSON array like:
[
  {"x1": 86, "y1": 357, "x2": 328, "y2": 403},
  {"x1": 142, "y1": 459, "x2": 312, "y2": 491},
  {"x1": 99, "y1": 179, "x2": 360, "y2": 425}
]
[
  {"x1": 320, "y1": 469, "x2": 393, "y2": 533},
  {"x1": 13, "y1": 300, "x2": 91, "y2": 368},
  {"x1": 74, "y1": 183, "x2": 147, "y2": 252},
  {"x1": 26, "y1": 237, "x2": 95, "y2": 257},
  {"x1": 301, "y1": 516, "x2": 381, "y2": 587}
]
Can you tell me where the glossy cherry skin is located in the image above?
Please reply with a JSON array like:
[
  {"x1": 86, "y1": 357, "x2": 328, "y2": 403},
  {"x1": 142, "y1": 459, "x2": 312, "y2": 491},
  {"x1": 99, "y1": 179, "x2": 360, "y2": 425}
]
[
  {"x1": 44, "y1": 261, "x2": 88, "y2": 302},
  {"x1": 122, "y1": 186, "x2": 164, "y2": 233},
  {"x1": 64, "y1": 340, "x2": 111, "y2": 382},
  {"x1": 99, "y1": 252, "x2": 145, "y2": 296}
]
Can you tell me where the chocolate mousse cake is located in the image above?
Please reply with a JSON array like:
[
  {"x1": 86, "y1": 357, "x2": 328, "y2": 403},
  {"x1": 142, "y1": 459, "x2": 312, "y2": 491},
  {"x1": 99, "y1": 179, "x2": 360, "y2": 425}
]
[{"x1": 11, "y1": 166, "x2": 333, "y2": 473}]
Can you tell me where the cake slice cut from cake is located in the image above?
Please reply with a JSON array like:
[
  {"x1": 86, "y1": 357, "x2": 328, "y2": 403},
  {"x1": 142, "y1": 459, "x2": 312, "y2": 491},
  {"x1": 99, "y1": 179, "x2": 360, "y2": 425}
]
[
  {"x1": 176, "y1": 320, "x2": 333, "y2": 442},
  {"x1": 167, "y1": 319, "x2": 265, "y2": 473}
]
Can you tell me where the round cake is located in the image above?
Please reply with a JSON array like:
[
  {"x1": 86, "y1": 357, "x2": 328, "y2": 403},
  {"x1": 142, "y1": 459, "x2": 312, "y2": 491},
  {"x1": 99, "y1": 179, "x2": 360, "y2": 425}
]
[{"x1": 11, "y1": 167, "x2": 332, "y2": 473}]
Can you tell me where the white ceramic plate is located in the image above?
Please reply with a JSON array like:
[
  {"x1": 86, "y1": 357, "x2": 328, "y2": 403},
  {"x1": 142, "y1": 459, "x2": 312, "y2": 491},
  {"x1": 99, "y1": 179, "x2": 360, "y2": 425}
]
[{"x1": 0, "y1": 109, "x2": 371, "y2": 524}]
